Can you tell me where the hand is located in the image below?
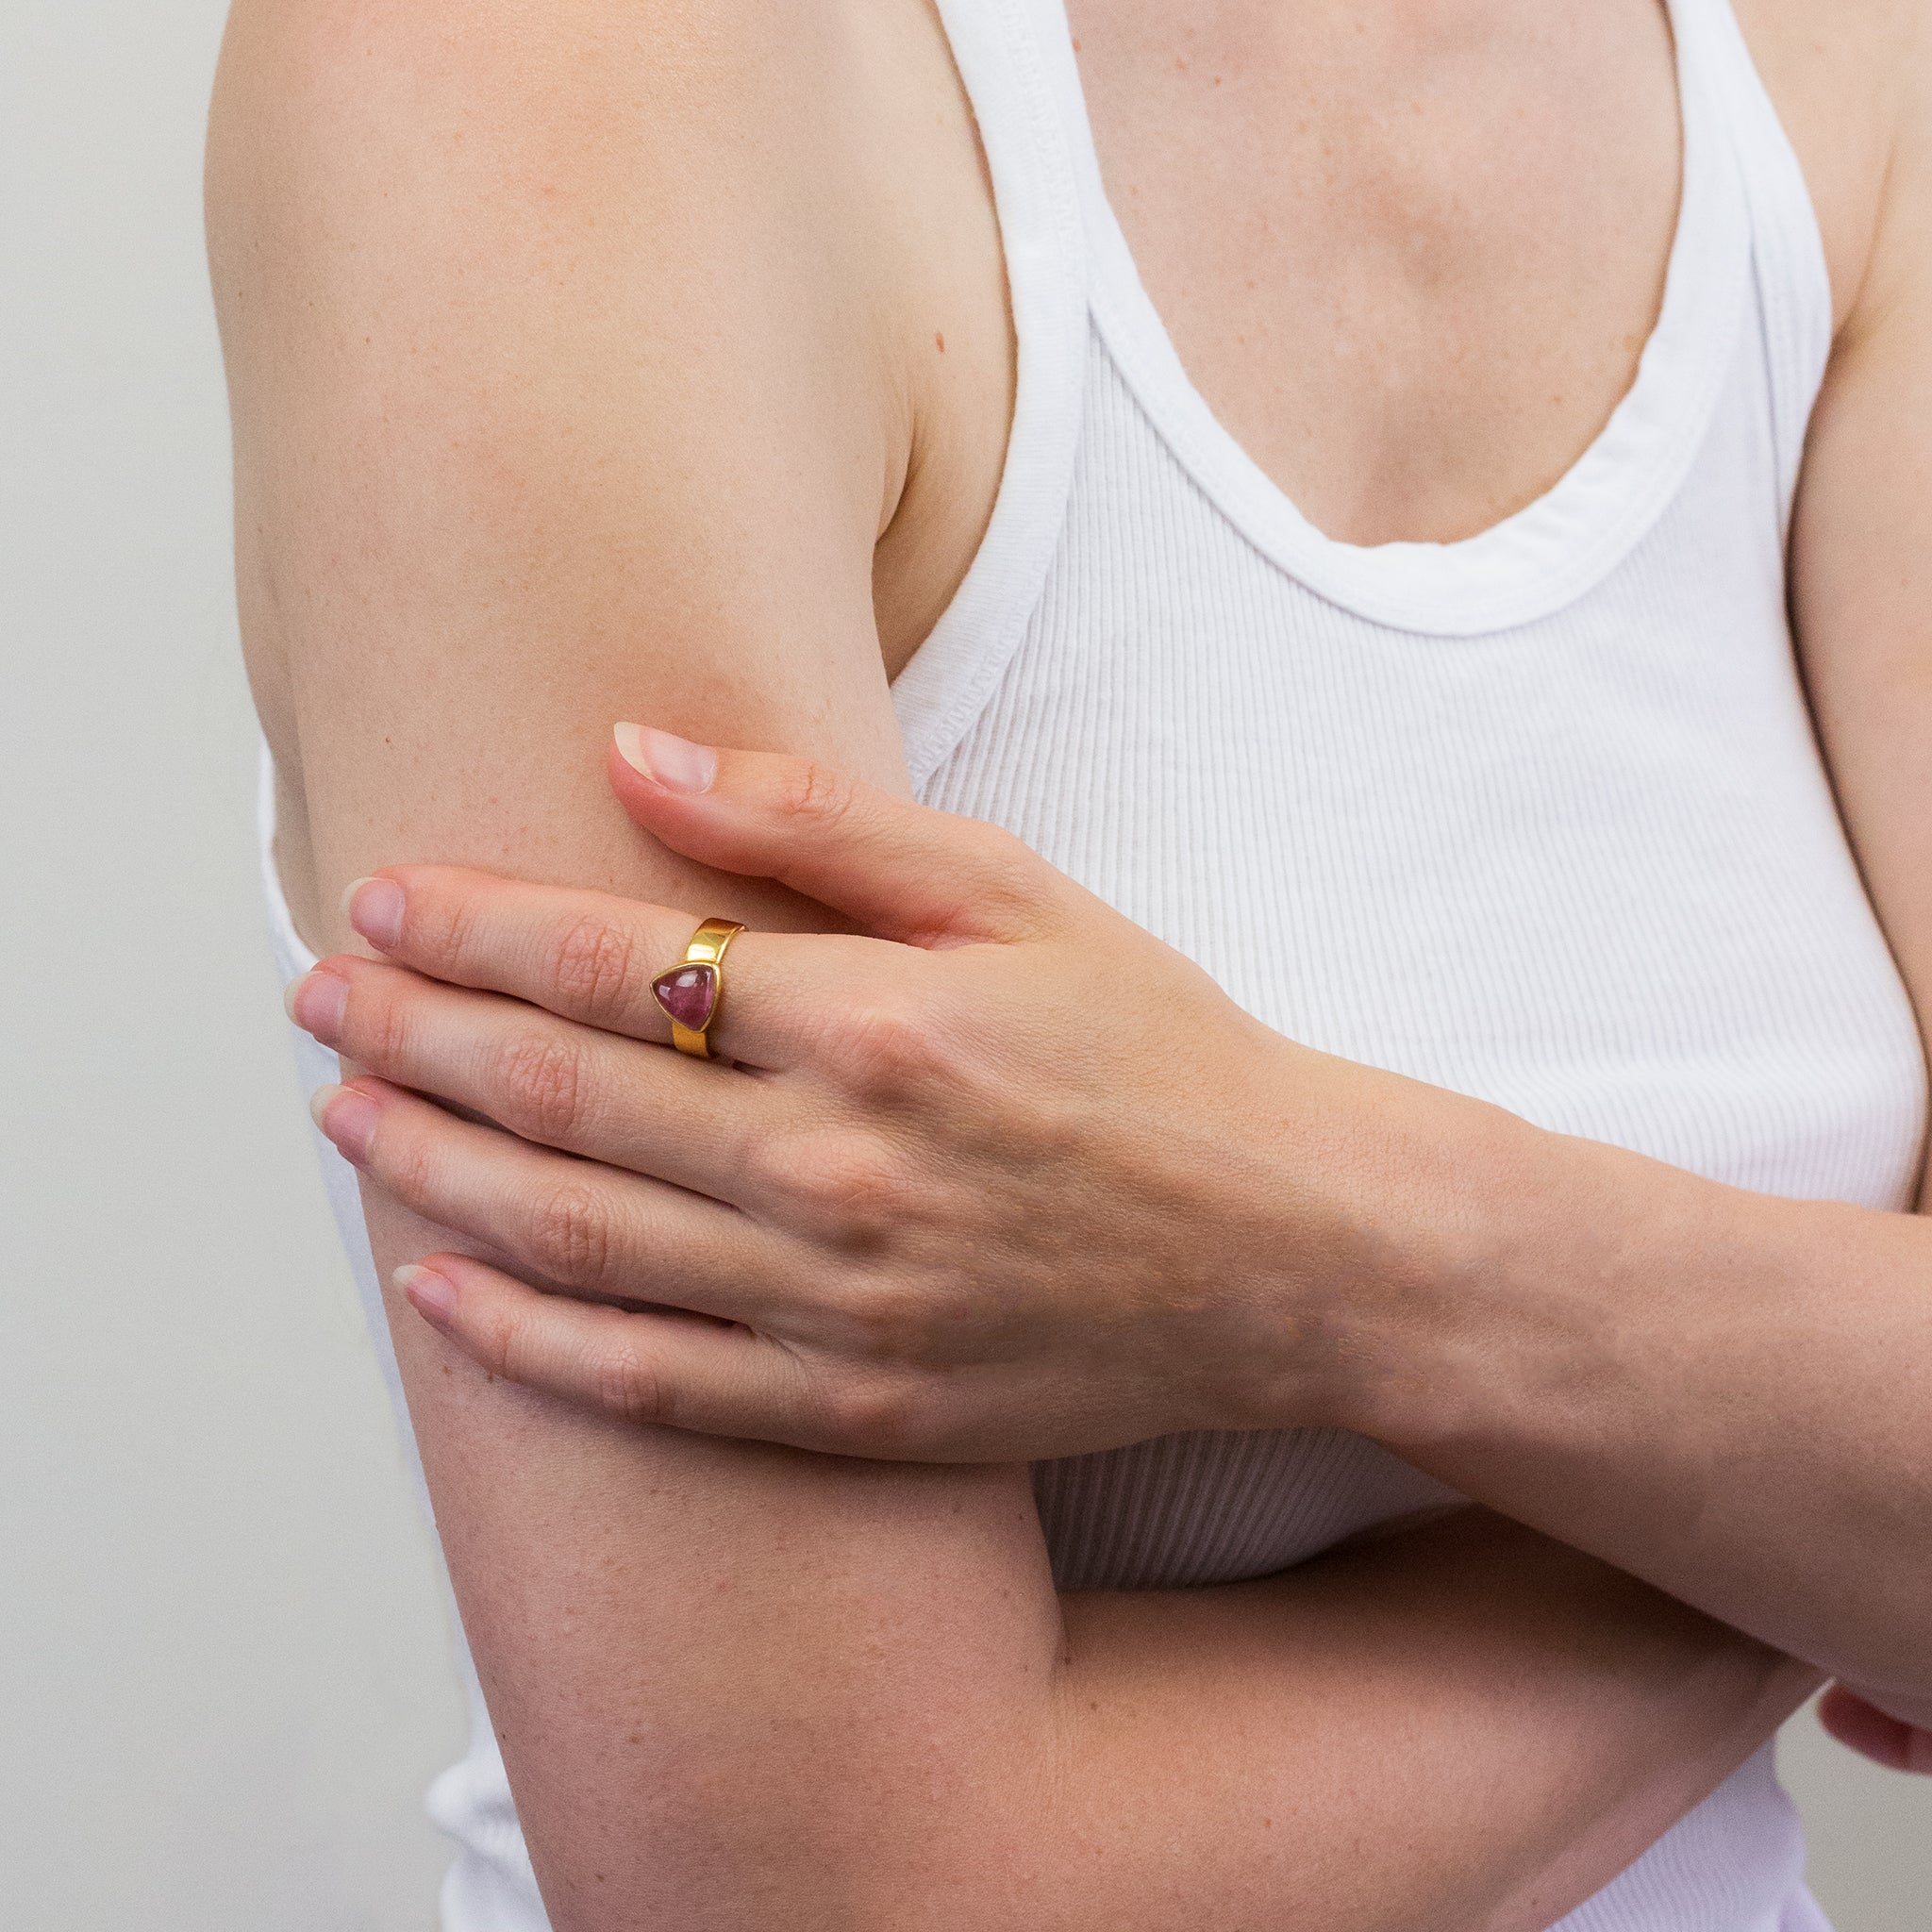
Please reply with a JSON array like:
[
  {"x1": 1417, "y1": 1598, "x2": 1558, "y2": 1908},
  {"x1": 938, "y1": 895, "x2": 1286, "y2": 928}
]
[
  {"x1": 290, "y1": 726, "x2": 1461, "y2": 1459},
  {"x1": 1818, "y1": 1683, "x2": 1932, "y2": 1774}
]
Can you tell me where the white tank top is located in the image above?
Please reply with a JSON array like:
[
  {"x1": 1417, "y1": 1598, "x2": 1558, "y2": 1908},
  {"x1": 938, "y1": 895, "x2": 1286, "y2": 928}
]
[{"x1": 262, "y1": 0, "x2": 1926, "y2": 1922}]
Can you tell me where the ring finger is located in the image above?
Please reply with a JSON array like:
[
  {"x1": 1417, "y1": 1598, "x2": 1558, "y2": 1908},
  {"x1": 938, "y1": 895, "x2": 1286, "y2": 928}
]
[{"x1": 341, "y1": 865, "x2": 899, "y2": 1070}]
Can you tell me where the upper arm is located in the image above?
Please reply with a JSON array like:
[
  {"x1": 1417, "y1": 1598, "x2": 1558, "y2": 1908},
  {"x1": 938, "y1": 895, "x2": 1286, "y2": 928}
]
[
  {"x1": 1787, "y1": 7, "x2": 1932, "y2": 1209},
  {"x1": 208, "y1": 0, "x2": 911, "y2": 923},
  {"x1": 207, "y1": 4, "x2": 1058, "y2": 1918}
]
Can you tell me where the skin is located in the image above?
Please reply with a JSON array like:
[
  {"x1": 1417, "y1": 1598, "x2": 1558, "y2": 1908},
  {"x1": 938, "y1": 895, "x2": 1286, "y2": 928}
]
[
  {"x1": 208, "y1": 0, "x2": 1926, "y2": 1923},
  {"x1": 301, "y1": 721, "x2": 1932, "y2": 1699}
]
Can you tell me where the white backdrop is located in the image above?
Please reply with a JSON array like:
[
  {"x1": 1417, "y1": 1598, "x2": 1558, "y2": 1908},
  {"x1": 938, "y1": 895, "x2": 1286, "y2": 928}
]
[{"x1": 2, "y1": 1, "x2": 1928, "y2": 1924}]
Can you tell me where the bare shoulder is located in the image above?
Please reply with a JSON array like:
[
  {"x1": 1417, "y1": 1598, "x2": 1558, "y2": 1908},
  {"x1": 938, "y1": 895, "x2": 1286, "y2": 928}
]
[
  {"x1": 206, "y1": 0, "x2": 1001, "y2": 945},
  {"x1": 1732, "y1": 0, "x2": 1927, "y2": 329},
  {"x1": 209, "y1": 0, "x2": 881, "y2": 207},
  {"x1": 208, "y1": 0, "x2": 1006, "y2": 817},
  {"x1": 206, "y1": 0, "x2": 912, "y2": 434}
]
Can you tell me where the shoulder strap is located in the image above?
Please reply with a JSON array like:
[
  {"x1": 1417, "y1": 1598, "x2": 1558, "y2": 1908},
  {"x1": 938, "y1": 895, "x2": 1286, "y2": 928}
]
[{"x1": 1670, "y1": 0, "x2": 1834, "y2": 538}]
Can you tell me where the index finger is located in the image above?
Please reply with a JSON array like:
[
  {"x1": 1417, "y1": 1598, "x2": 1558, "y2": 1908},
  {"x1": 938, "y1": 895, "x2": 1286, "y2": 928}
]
[{"x1": 340, "y1": 865, "x2": 867, "y2": 1067}]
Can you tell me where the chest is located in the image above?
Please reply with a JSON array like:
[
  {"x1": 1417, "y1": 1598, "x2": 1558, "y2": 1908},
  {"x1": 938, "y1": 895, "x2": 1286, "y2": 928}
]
[
  {"x1": 1063, "y1": 0, "x2": 1685, "y2": 546},
  {"x1": 878, "y1": 0, "x2": 1889, "y2": 673}
]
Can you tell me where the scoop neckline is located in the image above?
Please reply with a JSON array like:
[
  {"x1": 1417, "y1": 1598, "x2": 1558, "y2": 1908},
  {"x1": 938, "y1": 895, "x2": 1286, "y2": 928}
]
[{"x1": 1057, "y1": 0, "x2": 1752, "y2": 637}]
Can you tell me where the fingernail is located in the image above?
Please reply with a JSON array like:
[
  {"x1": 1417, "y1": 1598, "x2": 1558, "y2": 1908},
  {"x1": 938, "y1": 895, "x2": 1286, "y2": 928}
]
[
  {"x1": 309, "y1": 1082, "x2": 379, "y2": 1163},
  {"x1": 396, "y1": 1262, "x2": 458, "y2": 1325},
  {"x1": 613, "y1": 722, "x2": 716, "y2": 794},
  {"x1": 342, "y1": 875, "x2": 405, "y2": 950},
  {"x1": 289, "y1": 968, "x2": 349, "y2": 1048}
]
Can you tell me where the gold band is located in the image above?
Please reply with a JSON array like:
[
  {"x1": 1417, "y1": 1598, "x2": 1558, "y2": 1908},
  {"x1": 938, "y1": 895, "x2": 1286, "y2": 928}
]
[{"x1": 651, "y1": 918, "x2": 745, "y2": 1058}]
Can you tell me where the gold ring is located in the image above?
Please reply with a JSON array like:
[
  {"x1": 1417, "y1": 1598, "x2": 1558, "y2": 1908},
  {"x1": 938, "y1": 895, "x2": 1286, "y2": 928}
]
[{"x1": 651, "y1": 918, "x2": 745, "y2": 1058}]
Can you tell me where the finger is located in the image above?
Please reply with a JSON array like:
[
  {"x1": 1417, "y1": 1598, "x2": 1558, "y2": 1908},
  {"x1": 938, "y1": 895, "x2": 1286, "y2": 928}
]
[
  {"x1": 608, "y1": 724, "x2": 1064, "y2": 945},
  {"x1": 1819, "y1": 1685, "x2": 1932, "y2": 1774},
  {"x1": 396, "y1": 1250, "x2": 855, "y2": 1451},
  {"x1": 336, "y1": 866, "x2": 899, "y2": 1069},
  {"x1": 312, "y1": 1075, "x2": 791, "y2": 1328},
  {"x1": 292, "y1": 954, "x2": 791, "y2": 1203}
]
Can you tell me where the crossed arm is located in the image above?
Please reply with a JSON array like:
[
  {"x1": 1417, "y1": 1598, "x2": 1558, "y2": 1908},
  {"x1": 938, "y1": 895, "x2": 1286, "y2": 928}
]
[{"x1": 208, "y1": 1, "x2": 1926, "y2": 1924}]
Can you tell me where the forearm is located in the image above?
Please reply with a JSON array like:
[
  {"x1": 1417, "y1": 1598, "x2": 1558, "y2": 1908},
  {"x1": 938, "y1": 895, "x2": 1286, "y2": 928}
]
[
  {"x1": 1330, "y1": 1079, "x2": 1932, "y2": 1701},
  {"x1": 396, "y1": 1267, "x2": 1805, "y2": 1932},
  {"x1": 1045, "y1": 1511, "x2": 1812, "y2": 1932},
  {"x1": 322, "y1": 919, "x2": 1819, "y2": 1930}
]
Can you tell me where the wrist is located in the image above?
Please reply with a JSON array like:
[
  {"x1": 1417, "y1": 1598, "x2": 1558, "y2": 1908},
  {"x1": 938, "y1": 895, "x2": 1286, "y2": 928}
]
[{"x1": 1231, "y1": 1042, "x2": 1563, "y2": 1443}]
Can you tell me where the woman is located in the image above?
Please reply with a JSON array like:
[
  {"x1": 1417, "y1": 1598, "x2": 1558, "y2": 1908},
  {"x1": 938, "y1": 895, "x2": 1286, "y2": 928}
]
[{"x1": 208, "y1": 0, "x2": 1931, "y2": 1924}]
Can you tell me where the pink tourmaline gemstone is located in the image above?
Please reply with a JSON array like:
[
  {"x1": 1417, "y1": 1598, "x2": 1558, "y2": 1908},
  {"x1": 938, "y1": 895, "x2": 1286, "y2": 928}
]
[{"x1": 652, "y1": 962, "x2": 717, "y2": 1031}]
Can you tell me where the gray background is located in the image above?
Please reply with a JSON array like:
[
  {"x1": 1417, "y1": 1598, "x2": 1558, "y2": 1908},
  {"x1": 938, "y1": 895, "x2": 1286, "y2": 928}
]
[{"x1": 3, "y1": 0, "x2": 1927, "y2": 1924}]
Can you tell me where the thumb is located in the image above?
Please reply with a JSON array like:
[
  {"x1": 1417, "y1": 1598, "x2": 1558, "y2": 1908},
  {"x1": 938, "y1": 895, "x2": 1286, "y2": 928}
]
[{"x1": 608, "y1": 724, "x2": 1060, "y2": 943}]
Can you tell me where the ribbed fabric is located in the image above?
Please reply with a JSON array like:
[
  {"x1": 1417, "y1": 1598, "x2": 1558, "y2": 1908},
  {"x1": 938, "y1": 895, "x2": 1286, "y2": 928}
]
[{"x1": 260, "y1": 0, "x2": 1925, "y2": 1922}]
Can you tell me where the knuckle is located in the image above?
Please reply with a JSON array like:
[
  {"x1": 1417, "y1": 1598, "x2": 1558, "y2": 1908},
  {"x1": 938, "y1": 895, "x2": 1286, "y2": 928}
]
[
  {"x1": 983, "y1": 824, "x2": 1050, "y2": 889},
  {"x1": 962, "y1": 818, "x2": 1029, "y2": 873},
  {"x1": 373, "y1": 1119, "x2": 438, "y2": 1211},
  {"x1": 412, "y1": 884, "x2": 479, "y2": 975},
  {"x1": 837, "y1": 995, "x2": 947, "y2": 1094},
  {"x1": 589, "y1": 1333, "x2": 665, "y2": 1426},
  {"x1": 773, "y1": 757, "x2": 856, "y2": 832},
  {"x1": 544, "y1": 911, "x2": 642, "y2": 1026},
  {"x1": 964, "y1": 823, "x2": 1060, "y2": 926},
  {"x1": 824, "y1": 1370, "x2": 928, "y2": 1457},
  {"x1": 785, "y1": 1135, "x2": 907, "y2": 1250},
  {"x1": 495, "y1": 1030, "x2": 589, "y2": 1143},
  {"x1": 474, "y1": 1296, "x2": 534, "y2": 1384},
  {"x1": 528, "y1": 1176, "x2": 614, "y2": 1289},
  {"x1": 346, "y1": 977, "x2": 413, "y2": 1074}
]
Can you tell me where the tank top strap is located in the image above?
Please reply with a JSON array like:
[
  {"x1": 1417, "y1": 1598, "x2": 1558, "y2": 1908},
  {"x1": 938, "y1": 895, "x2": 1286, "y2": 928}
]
[
  {"x1": 892, "y1": 0, "x2": 1091, "y2": 790},
  {"x1": 896, "y1": 0, "x2": 1837, "y2": 788},
  {"x1": 1668, "y1": 0, "x2": 1834, "y2": 536}
]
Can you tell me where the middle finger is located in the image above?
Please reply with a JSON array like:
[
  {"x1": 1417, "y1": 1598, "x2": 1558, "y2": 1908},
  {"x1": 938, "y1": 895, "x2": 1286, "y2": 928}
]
[{"x1": 314, "y1": 1074, "x2": 795, "y2": 1328}]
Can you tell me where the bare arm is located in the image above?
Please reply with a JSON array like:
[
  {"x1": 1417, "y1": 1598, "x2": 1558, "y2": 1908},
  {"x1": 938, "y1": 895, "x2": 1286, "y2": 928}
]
[
  {"x1": 1327, "y1": 7, "x2": 1932, "y2": 1715},
  {"x1": 1790, "y1": 7, "x2": 1932, "y2": 1220},
  {"x1": 1785, "y1": 0, "x2": 1932, "y2": 1720},
  {"x1": 208, "y1": 3, "x2": 1807, "y2": 1924}
]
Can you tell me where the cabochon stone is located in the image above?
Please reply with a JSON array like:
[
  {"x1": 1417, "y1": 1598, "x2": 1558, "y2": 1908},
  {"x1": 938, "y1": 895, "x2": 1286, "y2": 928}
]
[{"x1": 652, "y1": 962, "x2": 718, "y2": 1031}]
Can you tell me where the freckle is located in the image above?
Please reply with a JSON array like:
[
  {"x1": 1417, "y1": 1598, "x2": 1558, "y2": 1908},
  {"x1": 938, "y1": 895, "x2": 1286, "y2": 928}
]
[
  {"x1": 1175, "y1": 55, "x2": 1189, "y2": 71},
  {"x1": 1213, "y1": 75, "x2": 1223, "y2": 86},
  {"x1": 935, "y1": 330, "x2": 946, "y2": 353}
]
